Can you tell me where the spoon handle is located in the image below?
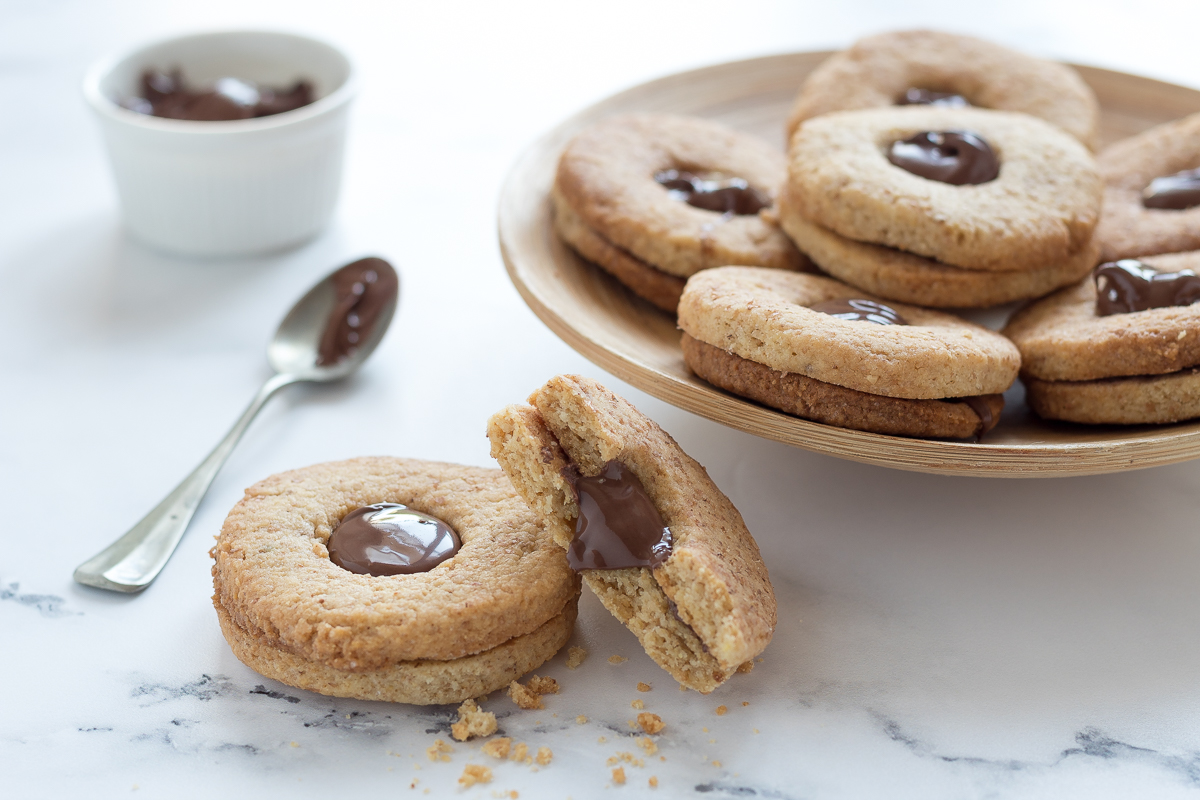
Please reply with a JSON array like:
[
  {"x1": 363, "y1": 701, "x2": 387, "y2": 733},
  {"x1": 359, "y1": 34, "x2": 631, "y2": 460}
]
[{"x1": 73, "y1": 372, "x2": 301, "y2": 593}]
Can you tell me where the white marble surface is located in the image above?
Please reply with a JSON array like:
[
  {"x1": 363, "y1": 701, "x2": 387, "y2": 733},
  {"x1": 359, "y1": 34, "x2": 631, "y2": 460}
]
[{"x1": 6, "y1": 1, "x2": 1200, "y2": 797}]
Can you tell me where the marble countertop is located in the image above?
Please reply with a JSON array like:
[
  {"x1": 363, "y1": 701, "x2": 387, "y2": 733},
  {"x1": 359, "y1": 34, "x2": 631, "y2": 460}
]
[{"x1": 6, "y1": 1, "x2": 1200, "y2": 797}]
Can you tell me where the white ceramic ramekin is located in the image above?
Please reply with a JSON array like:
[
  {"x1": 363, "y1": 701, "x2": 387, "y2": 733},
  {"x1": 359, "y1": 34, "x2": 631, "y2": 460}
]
[{"x1": 84, "y1": 31, "x2": 356, "y2": 258}]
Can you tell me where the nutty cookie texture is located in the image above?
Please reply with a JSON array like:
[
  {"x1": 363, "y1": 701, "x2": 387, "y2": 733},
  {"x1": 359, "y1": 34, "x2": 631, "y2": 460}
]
[
  {"x1": 554, "y1": 113, "x2": 807, "y2": 310},
  {"x1": 211, "y1": 457, "x2": 580, "y2": 705},
  {"x1": 786, "y1": 29, "x2": 1099, "y2": 150},
  {"x1": 786, "y1": 107, "x2": 1102, "y2": 274},
  {"x1": 1003, "y1": 252, "x2": 1200, "y2": 424},
  {"x1": 487, "y1": 375, "x2": 776, "y2": 693},
  {"x1": 677, "y1": 268, "x2": 1018, "y2": 439},
  {"x1": 1095, "y1": 112, "x2": 1200, "y2": 262}
]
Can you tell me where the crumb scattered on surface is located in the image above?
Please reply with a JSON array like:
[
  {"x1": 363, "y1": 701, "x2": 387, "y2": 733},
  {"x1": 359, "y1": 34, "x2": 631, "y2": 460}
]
[
  {"x1": 612, "y1": 767, "x2": 626, "y2": 785},
  {"x1": 715, "y1": 705, "x2": 728, "y2": 716},
  {"x1": 608, "y1": 655, "x2": 628, "y2": 665},
  {"x1": 755, "y1": 657, "x2": 764, "y2": 663},
  {"x1": 576, "y1": 715, "x2": 588, "y2": 724},
  {"x1": 753, "y1": 728, "x2": 760, "y2": 734},
  {"x1": 597, "y1": 736, "x2": 607, "y2": 743},
  {"x1": 289, "y1": 741, "x2": 299, "y2": 748},
  {"x1": 451, "y1": 699, "x2": 498, "y2": 741},
  {"x1": 737, "y1": 661, "x2": 754, "y2": 674},
  {"x1": 637, "y1": 682, "x2": 652, "y2": 692},
  {"x1": 649, "y1": 776, "x2": 659, "y2": 788},
  {"x1": 742, "y1": 702, "x2": 749, "y2": 707},
  {"x1": 702, "y1": 727, "x2": 709, "y2": 733},
  {"x1": 482, "y1": 738, "x2": 512, "y2": 759},
  {"x1": 637, "y1": 713, "x2": 665, "y2": 735},
  {"x1": 508, "y1": 681, "x2": 544, "y2": 710},
  {"x1": 458, "y1": 764, "x2": 492, "y2": 787},
  {"x1": 510, "y1": 742, "x2": 531, "y2": 765},
  {"x1": 709, "y1": 739, "x2": 716, "y2": 744},
  {"x1": 536, "y1": 747, "x2": 553, "y2": 766},
  {"x1": 526, "y1": 676, "x2": 560, "y2": 695},
  {"x1": 426, "y1": 739, "x2": 453, "y2": 762},
  {"x1": 679, "y1": 684, "x2": 688, "y2": 692},
  {"x1": 637, "y1": 737, "x2": 658, "y2": 756},
  {"x1": 409, "y1": 779, "x2": 418, "y2": 789},
  {"x1": 566, "y1": 646, "x2": 588, "y2": 669},
  {"x1": 712, "y1": 760, "x2": 722, "y2": 768},
  {"x1": 627, "y1": 720, "x2": 638, "y2": 729},
  {"x1": 631, "y1": 699, "x2": 644, "y2": 710}
]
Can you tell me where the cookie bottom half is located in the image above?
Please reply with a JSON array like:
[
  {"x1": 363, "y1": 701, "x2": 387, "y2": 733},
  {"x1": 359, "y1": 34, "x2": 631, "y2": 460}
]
[
  {"x1": 779, "y1": 204, "x2": 1098, "y2": 309},
  {"x1": 681, "y1": 333, "x2": 1001, "y2": 439},
  {"x1": 1024, "y1": 367, "x2": 1200, "y2": 425},
  {"x1": 553, "y1": 192, "x2": 685, "y2": 313},
  {"x1": 215, "y1": 594, "x2": 578, "y2": 706}
]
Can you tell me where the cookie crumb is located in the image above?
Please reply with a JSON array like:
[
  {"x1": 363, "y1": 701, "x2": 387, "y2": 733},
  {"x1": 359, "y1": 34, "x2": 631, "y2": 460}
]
[
  {"x1": 576, "y1": 715, "x2": 588, "y2": 724},
  {"x1": 536, "y1": 747, "x2": 553, "y2": 766},
  {"x1": 426, "y1": 739, "x2": 453, "y2": 762},
  {"x1": 712, "y1": 760, "x2": 722, "y2": 768},
  {"x1": 637, "y1": 737, "x2": 658, "y2": 756},
  {"x1": 715, "y1": 705, "x2": 728, "y2": 716},
  {"x1": 451, "y1": 699, "x2": 498, "y2": 741},
  {"x1": 631, "y1": 699, "x2": 644, "y2": 710},
  {"x1": 526, "y1": 675, "x2": 560, "y2": 695},
  {"x1": 736, "y1": 661, "x2": 754, "y2": 674},
  {"x1": 649, "y1": 776, "x2": 659, "y2": 788},
  {"x1": 637, "y1": 713, "x2": 665, "y2": 734},
  {"x1": 566, "y1": 646, "x2": 588, "y2": 669},
  {"x1": 742, "y1": 702, "x2": 749, "y2": 707},
  {"x1": 482, "y1": 737, "x2": 511, "y2": 759},
  {"x1": 753, "y1": 728, "x2": 760, "y2": 734},
  {"x1": 679, "y1": 684, "x2": 688, "y2": 692},
  {"x1": 636, "y1": 682, "x2": 652, "y2": 692},
  {"x1": 289, "y1": 741, "x2": 299, "y2": 748},
  {"x1": 508, "y1": 681, "x2": 544, "y2": 710},
  {"x1": 608, "y1": 655, "x2": 628, "y2": 665},
  {"x1": 597, "y1": 736, "x2": 607, "y2": 743},
  {"x1": 458, "y1": 764, "x2": 492, "y2": 787},
  {"x1": 612, "y1": 767, "x2": 626, "y2": 785},
  {"x1": 409, "y1": 779, "x2": 418, "y2": 789},
  {"x1": 509, "y1": 742, "x2": 531, "y2": 765}
]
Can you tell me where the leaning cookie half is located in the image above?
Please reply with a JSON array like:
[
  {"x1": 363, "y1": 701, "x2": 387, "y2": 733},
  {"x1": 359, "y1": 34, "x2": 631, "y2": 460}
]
[
  {"x1": 487, "y1": 375, "x2": 776, "y2": 693},
  {"x1": 212, "y1": 457, "x2": 580, "y2": 705},
  {"x1": 678, "y1": 267, "x2": 1020, "y2": 439},
  {"x1": 1003, "y1": 252, "x2": 1200, "y2": 424}
]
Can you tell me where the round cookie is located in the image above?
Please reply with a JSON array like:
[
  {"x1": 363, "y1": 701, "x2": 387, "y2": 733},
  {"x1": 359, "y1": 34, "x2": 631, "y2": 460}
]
[
  {"x1": 786, "y1": 107, "x2": 1102, "y2": 273},
  {"x1": 554, "y1": 114, "x2": 805, "y2": 281},
  {"x1": 1095, "y1": 112, "x2": 1200, "y2": 262},
  {"x1": 777, "y1": 192, "x2": 1100, "y2": 308},
  {"x1": 211, "y1": 457, "x2": 580, "y2": 704},
  {"x1": 1024, "y1": 368, "x2": 1200, "y2": 425},
  {"x1": 786, "y1": 29, "x2": 1099, "y2": 150},
  {"x1": 488, "y1": 375, "x2": 776, "y2": 694},
  {"x1": 678, "y1": 267, "x2": 1021, "y2": 400},
  {"x1": 1003, "y1": 252, "x2": 1200, "y2": 382}
]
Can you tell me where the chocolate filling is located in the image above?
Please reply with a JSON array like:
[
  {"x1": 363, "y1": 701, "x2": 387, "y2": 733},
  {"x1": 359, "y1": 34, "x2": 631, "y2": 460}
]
[
  {"x1": 561, "y1": 460, "x2": 672, "y2": 571},
  {"x1": 316, "y1": 257, "x2": 398, "y2": 366},
  {"x1": 809, "y1": 298, "x2": 908, "y2": 325},
  {"x1": 654, "y1": 169, "x2": 770, "y2": 215},
  {"x1": 896, "y1": 88, "x2": 970, "y2": 108},
  {"x1": 327, "y1": 503, "x2": 460, "y2": 577},
  {"x1": 887, "y1": 130, "x2": 999, "y2": 186},
  {"x1": 1094, "y1": 259, "x2": 1200, "y2": 316},
  {"x1": 1143, "y1": 168, "x2": 1200, "y2": 210},
  {"x1": 122, "y1": 68, "x2": 314, "y2": 121}
]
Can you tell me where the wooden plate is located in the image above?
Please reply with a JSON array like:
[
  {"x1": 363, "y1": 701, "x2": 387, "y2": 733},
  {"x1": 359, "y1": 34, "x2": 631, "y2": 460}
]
[{"x1": 497, "y1": 51, "x2": 1200, "y2": 478}]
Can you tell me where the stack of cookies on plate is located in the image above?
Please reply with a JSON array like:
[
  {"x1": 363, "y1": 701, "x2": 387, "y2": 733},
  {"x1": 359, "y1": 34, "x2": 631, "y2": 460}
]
[{"x1": 552, "y1": 29, "x2": 1200, "y2": 436}]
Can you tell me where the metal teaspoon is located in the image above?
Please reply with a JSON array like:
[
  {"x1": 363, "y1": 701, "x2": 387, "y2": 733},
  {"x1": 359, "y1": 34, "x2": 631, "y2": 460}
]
[{"x1": 73, "y1": 257, "x2": 400, "y2": 594}]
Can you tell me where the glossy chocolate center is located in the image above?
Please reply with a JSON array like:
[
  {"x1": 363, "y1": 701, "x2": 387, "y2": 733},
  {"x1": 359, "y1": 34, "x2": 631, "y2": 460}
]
[
  {"x1": 316, "y1": 257, "x2": 398, "y2": 367},
  {"x1": 654, "y1": 169, "x2": 770, "y2": 215},
  {"x1": 122, "y1": 69, "x2": 314, "y2": 121},
  {"x1": 897, "y1": 88, "x2": 970, "y2": 108},
  {"x1": 957, "y1": 396, "x2": 996, "y2": 437},
  {"x1": 327, "y1": 503, "x2": 460, "y2": 577},
  {"x1": 563, "y1": 460, "x2": 672, "y2": 571},
  {"x1": 1094, "y1": 259, "x2": 1200, "y2": 316},
  {"x1": 809, "y1": 298, "x2": 908, "y2": 325},
  {"x1": 1142, "y1": 168, "x2": 1200, "y2": 210},
  {"x1": 887, "y1": 130, "x2": 1000, "y2": 185}
]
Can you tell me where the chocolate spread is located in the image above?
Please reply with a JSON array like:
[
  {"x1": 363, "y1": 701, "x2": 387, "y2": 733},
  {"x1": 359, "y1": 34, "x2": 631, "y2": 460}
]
[
  {"x1": 897, "y1": 88, "x2": 970, "y2": 108},
  {"x1": 887, "y1": 130, "x2": 1000, "y2": 186},
  {"x1": 327, "y1": 503, "x2": 460, "y2": 577},
  {"x1": 809, "y1": 298, "x2": 908, "y2": 325},
  {"x1": 122, "y1": 69, "x2": 314, "y2": 121},
  {"x1": 316, "y1": 257, "x2": 398, "y2": 367},
  {"x1": 654, "y1": 170, "x2": 770, "y2": 215},
  {"x1": 562, "y1": 460, "x2": 672, "y2": 571},
  {"x1": 1142, "y1": 168, "x2": 1200, "y2": 210},
  {"x1": 1094, "y1": 259, "x2": 1200, "y2": 316}
]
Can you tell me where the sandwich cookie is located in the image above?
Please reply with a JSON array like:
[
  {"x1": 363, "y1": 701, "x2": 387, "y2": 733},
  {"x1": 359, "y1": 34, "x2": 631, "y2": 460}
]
[{"x1": 488, "y1": 375, "x2": 776, "y2": 693}]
